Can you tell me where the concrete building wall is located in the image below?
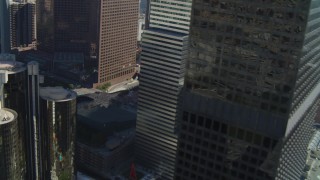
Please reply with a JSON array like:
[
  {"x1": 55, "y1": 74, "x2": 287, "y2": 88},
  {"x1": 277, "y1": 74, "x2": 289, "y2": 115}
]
[
  {"x1": 275, "y1": 100, "x2": 318, "y2": 180},
  {"x1": 97, "y1": 0, "x2": 139, "y2": 86},
  {"x1": 135, "y1": 0, "x2": 192, "y2": 179},
  {"x1": 149, "y1": 0, "x2": 191, "y2": 34},
  {"x1": 136, "y1": 29, "x2": 188, "y2": 179}
]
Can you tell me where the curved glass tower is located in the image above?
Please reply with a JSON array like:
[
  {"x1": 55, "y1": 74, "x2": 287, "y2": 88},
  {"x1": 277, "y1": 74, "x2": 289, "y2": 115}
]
[
  {"x1": 3, "y1": 61, "x2": 27, "y2": 179},
  {"x1": 40, "y1": 87, "x2": 77, "y2": 180},
  {"x1": 0, "y1": 108, "x2": 21, "y2": 180}
]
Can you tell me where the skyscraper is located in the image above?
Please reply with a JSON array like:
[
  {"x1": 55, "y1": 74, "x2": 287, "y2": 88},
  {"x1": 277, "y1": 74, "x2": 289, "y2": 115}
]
[
  {"x1": 36, "y1": 0, "x2": 54, "y2": 52},
  {"x1": 44, "y1": 0, "x2": 137, "y2": 87},
  {"x1": 175, "y1": 0, "x2": 320, "y2": 180},
  {"x1": 135, "y1": 0, "x2": 191, "y2": 179},
  {"x1": 26, "y1": 61, "x2": 41, "y2": 180},
  {"x1": 53, "y1": 0, "x2": 95, "y2": 53},
  {"x1": 0, "y1": 108, "x2": 21, "y2": 180},
  {"x1": 39, "y1": 86, "x2": 77, "y2": 179},
  {"x1": 0, "y1": 55, "x2": 56, "y2": 180},
  {"x1": 9, "y1": 1, "x2": 36, "y2": 50},
  {"x1": 0, "y1": 56, "x2": 26, "y2": 180},
  {"x1": 0, "y1": 0, "x2": 10, "y2": 53},
  {"x1": 0, "y1": 57, "x2": 78, "y2": 180},
  {"x1": 1, "y1": 57, "x2": 27, "y2": 179},
  {"x1": 97, "y1": 0, "x2": 138, "y2": 86}
]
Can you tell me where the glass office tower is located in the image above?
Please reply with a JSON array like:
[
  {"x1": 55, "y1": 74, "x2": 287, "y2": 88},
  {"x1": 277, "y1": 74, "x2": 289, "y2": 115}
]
[
  {"x1": 0, "y1": 0, "x2": 10, "y2": 53},
  {"x1": 26, "y1": 61, "x2": 42, "y2": 180},
  {"x1": 175, "y1": 0, "x2": 320, "y2": 180},
  {"x1": 135, "y1": 0, "x2": 191, "y2": 179},
  {"x1": 2, "y1": 60, "x2": 27, "y2": 179},
  {"x1": 9, "y1": 2, "x2": 36, "y2": 50},
  {"x1": 36, "y1": 0, "x2": 54, "y2": 52},
  {"x1": 40, "y1": 87, "x2": 77, "y2": 180},
  {"x1": 0, "y1": 55, "x2": 26, "y2": 180},
  {"x1": 0, "y1": 108, "x2": 21, "y2": 180}
]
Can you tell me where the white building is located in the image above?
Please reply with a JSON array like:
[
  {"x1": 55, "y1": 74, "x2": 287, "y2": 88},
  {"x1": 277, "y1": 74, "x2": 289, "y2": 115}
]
[
  {"x1": 135, "y1": 0, "x2": 192, "y2": 179},
  {"x1": 137, "y1": 15, "x2": 145, "y2": 42}
]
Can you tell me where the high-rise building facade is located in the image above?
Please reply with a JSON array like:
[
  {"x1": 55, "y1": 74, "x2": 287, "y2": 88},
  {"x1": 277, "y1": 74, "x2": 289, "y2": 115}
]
[
  {"x1": 135, "y1": 0, "x2": 191, "y2": 179},
  {"x1": 175, "y1": 0, "x2": 320, "y2": 180},
  {"x1": 39, "y1": 87, "x2": 77, "y2": 180},
  {"x1": 0, "y1": 55, "x2": 26, "y2": 180},
  {"x1": 0, "y1": 59, "x2": 45, "y2": 180},
  {"x1": 0, "y1": 56, "x2": 78, "y2": 180},
  {"x1": 36, "y1": 0, "x2": 54, "y2": 52},
  {"x1": 26, "y1": 61, "x2": 42, "y2": 180},
  {"x1": 43, "y1": 0, "x2": 137, "y2": 87},
  {"x1": 1, "y1": 58, "x2": 27, "y2": 179},
  {"x1": 9, "y1": 2, "x2": 36, "y2": 50},
  {"x1": 0, "y1": 0, "x2": 10, "y2": 53},
  {"x1": 53, "y1": 0, "x2": 98, "y2": 54},
  {"x1": 0, "y1": 108, "x2": 21, "y2": 180},
  {"x1": 97, "y1": 0, "x2": 138, "y2": 86}
]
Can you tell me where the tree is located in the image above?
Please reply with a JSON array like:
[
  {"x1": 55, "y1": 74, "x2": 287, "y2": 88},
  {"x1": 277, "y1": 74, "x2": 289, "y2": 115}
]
[{"x1": 96, "y1": 82, "x2": 111, "y2": 91}]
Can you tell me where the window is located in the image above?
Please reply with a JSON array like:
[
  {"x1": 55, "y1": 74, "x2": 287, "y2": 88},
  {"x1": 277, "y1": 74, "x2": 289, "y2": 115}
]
[
  {"x1": 198, "y1": 116, "x2": 204, "y2": 126},
  {"x1": 213, "y1": 121, "x2": 220, "y2": 131},
  {"x1": 205, "y1": 118, "x2": 212, "y2": 129}
]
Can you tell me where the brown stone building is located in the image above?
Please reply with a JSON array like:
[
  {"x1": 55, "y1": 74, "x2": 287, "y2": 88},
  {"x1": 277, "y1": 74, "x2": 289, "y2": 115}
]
[
  {"x1": 36, "y1": 0, "x2": 138, "y2": 87},
  {"x1": 97, "y1": 0, "x2": 138, "y2": 86}
]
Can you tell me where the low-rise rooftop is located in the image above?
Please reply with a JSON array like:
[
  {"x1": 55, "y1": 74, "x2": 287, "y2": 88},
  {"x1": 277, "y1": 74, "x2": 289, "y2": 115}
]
[
  {"x1": 0, "y1": 60, "x2": 26, "y2": 74},
  {"x1": 40, "y1": 86, "x2": 76, "y2": 102},
  {"x1": 0, "y1": 108, "x2": 17, "y2": 125},
  {"x1": 78, "y1": 105, "x2": 135, "y2": 130}
]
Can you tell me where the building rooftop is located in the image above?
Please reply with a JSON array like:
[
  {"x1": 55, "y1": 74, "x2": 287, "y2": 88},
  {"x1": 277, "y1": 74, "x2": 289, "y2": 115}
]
[
  {"x1": 40, "y1": 86, "x2": 76, "y2": 102},
  {"x1": 0, "y1": 61, "x2": 25, "y2": 73},
  {"x1": 106, "y1": 136, "x2": 122, "y2": 150},
  {"x1": 78, "y1": 106, "x2": 135, "y2": 130},
  {"x1": 0, "y1": 108, "x2": 17, "y2": 125}
]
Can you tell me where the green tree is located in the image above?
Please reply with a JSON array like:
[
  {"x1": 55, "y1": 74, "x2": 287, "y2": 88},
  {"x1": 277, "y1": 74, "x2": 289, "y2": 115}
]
[
  {"x1": 58, "y1": 170, "x2": 71, "y2": 180},
  {"x1": 96, "y1": 82, "x2": 111, "y2": 91}
]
